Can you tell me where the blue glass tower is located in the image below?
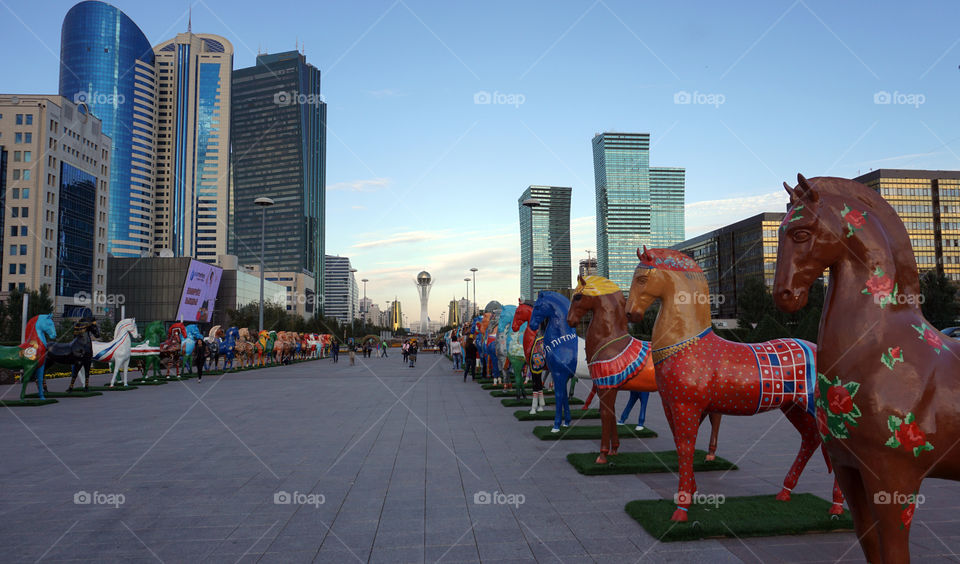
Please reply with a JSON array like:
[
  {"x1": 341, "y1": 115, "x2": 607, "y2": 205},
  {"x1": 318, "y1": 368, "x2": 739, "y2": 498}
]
[
  {"x1": 519, "y1": 185, "x2": 572, "y2": 300},
  {"x1": 59, "y1": 1, "x2": 156, "y2": 257}
]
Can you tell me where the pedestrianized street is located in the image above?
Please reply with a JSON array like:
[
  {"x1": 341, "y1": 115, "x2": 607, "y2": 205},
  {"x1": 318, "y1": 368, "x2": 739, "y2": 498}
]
[{"x1": 2, "y1": 355, "x2": 959, "y2": 563}]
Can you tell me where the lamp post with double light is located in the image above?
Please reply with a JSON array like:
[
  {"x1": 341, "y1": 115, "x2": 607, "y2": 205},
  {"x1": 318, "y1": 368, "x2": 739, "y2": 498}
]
[{"x1": 254, "y1": 197, "x2": 275, "y2": 332}]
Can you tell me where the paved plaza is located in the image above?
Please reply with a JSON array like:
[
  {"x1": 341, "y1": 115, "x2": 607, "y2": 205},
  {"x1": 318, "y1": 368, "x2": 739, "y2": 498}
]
[{"x1": 1, "y1": 354, "x2": 959, "y2": 563}]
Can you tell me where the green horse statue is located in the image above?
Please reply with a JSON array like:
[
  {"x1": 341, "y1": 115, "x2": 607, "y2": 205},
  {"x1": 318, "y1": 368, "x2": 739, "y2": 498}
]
[{"x1": 0, "y1": 314, "x2": 57, "y2": 400}]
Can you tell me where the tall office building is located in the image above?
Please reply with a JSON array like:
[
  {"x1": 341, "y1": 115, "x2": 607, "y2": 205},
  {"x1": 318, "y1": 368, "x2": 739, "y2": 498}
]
[
  {"x1": 323, "y1": 255, "x2": 356, "y2": 324},
  {"x1": 0, "y1": 95, "x2": 111, "y2": 317},
  {"x1": 389, "y1": 299, "x2": 402, "y2": 332},
  {"x1": 151, "y1": 32, "x2": 233, "y2": 262},
  {"x1": 675, "y1": 212, "x2": 783, "y2": 320},
  {"x1": 231, "y1": 51, "x2": 326, "y2": 310},
  {"x1": 854, "y1": 169, "x2": 960, "y2": 281},
  {"x1": 59, "y1": 1, "x2": 156, "y2": 258},
  {"x1": 519, "y1": 185, "x2": 572, "y2": 300},
  {"x1": 592, "y1": 132, "x2": 685, "y2": 290}
]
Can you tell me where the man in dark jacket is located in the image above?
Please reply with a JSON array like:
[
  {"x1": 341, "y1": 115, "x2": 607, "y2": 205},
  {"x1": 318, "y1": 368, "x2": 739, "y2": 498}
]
[
  {"x1": 194, "y1": 337, "x2": 208, "y2": 382},
  {"x1": 463, "y1": 337, "x2": 478, "y2": 381}
]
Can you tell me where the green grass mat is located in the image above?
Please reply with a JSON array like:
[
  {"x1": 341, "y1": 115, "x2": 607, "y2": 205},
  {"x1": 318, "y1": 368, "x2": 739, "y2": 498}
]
[
  {"x1": 532, "y1": 425, "x2": 657, "y2": 440},
  {"x1": 0, "y1": 398, "x2": 59, "y2": 406},
  {"x1": 501, "y1": 397, "x2": 583, "y2": 407},
  {"x1": 567, "y1": 449, "x2": 737, "y2": 475},
  {"x1": 489, "y1": 389, "x2": 553, "y2": 398},
  {"x1": 24, "y1": 390, "x2": 102, "y2": 398},
  {"x1": 625, "y1": 493, "x2": 853, "y2": 542},
  {"x1": 513, "y1": 408, "x2": 603, "y2": 421},
  {"x1": 475, "y1": 378, "x2": 494, "y2": 384},
  {"x1": 86, "y1": 385, "x2": 138, "y2": 391},
  {"x1": 130, "y1": 379, "x2": 167, "y2": 386}
]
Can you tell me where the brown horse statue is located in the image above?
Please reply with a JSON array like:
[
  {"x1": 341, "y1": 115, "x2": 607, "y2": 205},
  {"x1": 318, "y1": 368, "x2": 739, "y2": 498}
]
[
  {"x1": 775, "y1": 174, "x2": 960, "y2": 563},
  {"x1": 159, "y1": 323, "x2": 185, "y2": 378},
  {"x1": 568, "y1": 274, "x2": 724, "y2": 465},
  {"x1": 235, "y1": 328, "x2": 255, "y2": 368},
  {"x1": 626, "y1": 247, "x2": 844, "y2": 522}
]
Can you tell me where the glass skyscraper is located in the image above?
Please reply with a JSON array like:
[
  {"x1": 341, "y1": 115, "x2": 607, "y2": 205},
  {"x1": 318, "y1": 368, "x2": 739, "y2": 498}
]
[
  {"x1": 231, "y1": 51, "x2": 326, "y2": 312},
  {"x1": 59, "y1": 1, "x2": 156, "y2": 257},
  {"x1": 152, "y1": 33, "x2": 233, "y2": 262},
  {"x1": 519, "y1": 185, "x2": 572, "y2": 300},
  {"x1": 592, "y1": 132, "x2": 685, "y2": 290}
]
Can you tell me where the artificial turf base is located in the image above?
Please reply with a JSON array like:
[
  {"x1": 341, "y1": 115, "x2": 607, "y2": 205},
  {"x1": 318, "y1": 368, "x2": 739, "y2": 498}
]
[
  {"x1": 513, "y1": 408, "x2": 603, "y2": 421},
  {"x1": 489, "y1": 389, "x2": 553, "y2": 398},
  {"x1": 130, "y1": 379, "x2": 167, "y2": 386},
  {"x1": 475, "y1": 378, "x2": 493, "y2": 384},
  {"x1": 624, "y1": 493, "x2": 853, "y2": 542},
  {"x1": 532, "y1": 425, "x2": 657, "y2": 440},
  {"x1": 0, "y1": 398, "x2": 59, "y2": 406},
  {"x1": 24, "y1": 390, "x2": 102, "y2": 398},
  {"x1": 567, "y1": 449, "x2": 737, "y2": 475},
  {"x1": 86, "y1": 385, "x2": 138, "y2": 391},
  {"x1": 501, "y1": 397, "x2": 584, "y2": 407}
]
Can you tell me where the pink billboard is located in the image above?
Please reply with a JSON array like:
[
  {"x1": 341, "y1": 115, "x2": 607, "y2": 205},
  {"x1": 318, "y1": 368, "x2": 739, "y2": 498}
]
[{"x1": 176, "y1": 260, "x2": 223, "y2": 323}]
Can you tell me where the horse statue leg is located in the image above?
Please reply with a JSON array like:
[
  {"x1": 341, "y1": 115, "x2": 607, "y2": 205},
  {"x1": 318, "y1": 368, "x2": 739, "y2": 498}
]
[
  {"x1": 705, "y1": 413, "x2": 721, "y2": 460},
  {"x1": 551, "y1": 373, "x2": 569, "y2": 433},
  {"x1": 596, "y1": 388, "x2": 620, "y2": 464},
  {"x1": 667, "y1": 400, "x2": 702, "y2": 522},
  {"x1": 582, "y1": 382, "x2": 597, "y2": 411}
]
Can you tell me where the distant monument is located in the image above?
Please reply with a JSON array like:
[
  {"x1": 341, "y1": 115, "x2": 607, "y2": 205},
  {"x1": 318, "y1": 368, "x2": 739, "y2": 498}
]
[{"x1": 414, "y1": 271, "x2": 433, "y2": 334}]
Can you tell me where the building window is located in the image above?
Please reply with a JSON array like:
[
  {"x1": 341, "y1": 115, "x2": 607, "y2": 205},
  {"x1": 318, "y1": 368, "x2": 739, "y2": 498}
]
[
  {"x1": 21, "y1": 207, "x2": 28, "y2": 218},
  {"x1": 19, "y1": 264, "x2": 26, "y2": 274},
  {"x1": 19, "y1": 245, "x2": 27, "y2": 255},
  {"x1": 22, "y1": 170, "x2": 30, "y2": 181},
  {"x1": 24, "y1": 133, "x2": 31, "y2": 143},
  {"x1": 11, "y1": 208, "x2": 18, "y2": 218},
  {"x1": 13, "y1": 151, "x2": 20, "y2": 162},
  {"x1": 12, "y1": 170, "x2": 19, "y2": 180},
  {"x1": 12, "y1": 188, "x2": 19, "y2": 199},
  {"x1": 14, "y1": 133, "x2": 21, "y2": 143},
  {"x1": 15, "y1": 114, "x2": 22, "y2": 125},
  {"x1": 23, "y1": 151, "x2": 30, "y2": 162},
  {"x1": 8, "y1": 264, "x2": 14, "y2": 275},
  {"x1": 9, "y1": 245, "x2": 15, "y2": 255},
  {"x1": 9, "y1": 226, "x2": 16, "y2": 237},
  {"x1": 25, "y1": 115, "x2": 32, "y2": 125},
  {"x1": 20, "y1": 226, "x2": 26, "y2": 236},
  {"x1": 22, "y1": 188, "x2": 28, "y2": 199}
]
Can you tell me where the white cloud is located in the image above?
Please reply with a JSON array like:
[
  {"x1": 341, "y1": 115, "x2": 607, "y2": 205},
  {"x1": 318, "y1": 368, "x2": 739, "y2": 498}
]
[
  {"x1": 328, "y1": 178, "x2": 391, "y2": 192},
  {"x1": 685, "y1": 191, "x2": 788, "y2": 239},
  {"x1": 365, "y1": 88, "x2": 403, "y2": 98},
  {"x1": 352, "y1": 230, "x2": 447, "y2": 249}
]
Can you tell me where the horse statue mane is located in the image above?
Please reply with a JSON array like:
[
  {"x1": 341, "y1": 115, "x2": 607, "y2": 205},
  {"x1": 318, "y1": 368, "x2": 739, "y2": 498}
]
[
  {"x1": 637, "y1": 247, "x2": 702, "y2": 273},
  {"x1": 169, "y1": 322, "x2": 187, "y2": 339},
  {"x1": 574, "y1": 275, "x2": 622, "y2": 296}
]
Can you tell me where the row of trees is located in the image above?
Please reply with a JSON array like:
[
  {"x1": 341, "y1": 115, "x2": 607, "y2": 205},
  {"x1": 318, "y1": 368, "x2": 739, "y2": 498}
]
[{"x1": 225, "y1": 302, "x2": 398, "y2": 343}]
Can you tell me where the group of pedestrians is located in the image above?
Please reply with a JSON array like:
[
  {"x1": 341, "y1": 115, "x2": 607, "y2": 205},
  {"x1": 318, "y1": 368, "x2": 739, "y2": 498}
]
[
  {"x1": 401, "y1": 340, "x2": 419, "y2": 367},
  {"x1": 450, "y1": 335, "x2": 478, "y2": 382}
]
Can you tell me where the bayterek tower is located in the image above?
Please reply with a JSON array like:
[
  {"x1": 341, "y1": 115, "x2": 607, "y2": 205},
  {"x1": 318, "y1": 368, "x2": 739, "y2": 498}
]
[{"x1": 415, "y1": 271, "x2": 433, "y2": 334}]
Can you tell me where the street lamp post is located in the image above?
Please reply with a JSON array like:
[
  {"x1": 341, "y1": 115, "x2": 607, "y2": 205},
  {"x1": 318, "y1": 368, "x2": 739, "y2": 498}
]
[
  {"x1": 254, "y1": 197, "x2": 275, "y2": 332},
  {"x1": 349, "y1": 268, "x2": 357, "y2": 339},
  {"x1": 463, "y1": 277, "x2": 470, "y2": 322},
  {"x1": 470, "y1": 267, "x2": 478, "y2": 317}
]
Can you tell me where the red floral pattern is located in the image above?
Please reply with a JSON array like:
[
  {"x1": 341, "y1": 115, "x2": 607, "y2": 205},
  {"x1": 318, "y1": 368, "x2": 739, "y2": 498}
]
[{"x1": 886, "y1": 412, "x2": 934, "y2": 457}]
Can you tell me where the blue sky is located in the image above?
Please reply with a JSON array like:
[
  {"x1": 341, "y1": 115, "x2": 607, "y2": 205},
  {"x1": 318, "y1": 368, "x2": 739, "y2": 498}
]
[{"x1": 3, "y1": 0, "x2": 960, "y2": 323}]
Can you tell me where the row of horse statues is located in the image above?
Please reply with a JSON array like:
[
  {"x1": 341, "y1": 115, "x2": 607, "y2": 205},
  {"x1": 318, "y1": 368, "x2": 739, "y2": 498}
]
[
  {"x1": 442, "y1": 175, "x2": 958, "y2": 563},
  {"x1": 2, "y1": 317, "x2": 333, "y2": 396}
]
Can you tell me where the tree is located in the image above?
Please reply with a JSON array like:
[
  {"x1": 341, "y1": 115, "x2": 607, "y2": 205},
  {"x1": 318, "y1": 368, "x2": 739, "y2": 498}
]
[
  {"x1": 0, "y1": 285, "x2": 55, "y2": 342},
  {"x1": 736, "y1": 277, "x2": 774, "y2": 331},
  {"x1": 920, "y1": 270, "x2": 960, "y2": 329}
]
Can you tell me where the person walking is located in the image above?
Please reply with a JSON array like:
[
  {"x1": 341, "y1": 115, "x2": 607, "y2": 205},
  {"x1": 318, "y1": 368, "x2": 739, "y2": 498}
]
[
  {"x1": 408, "y1": 340, "x2": 418, "y2": 367},
  {"x1": 331, "y1": 340, "x2": 339, "y2": 363},
  {"x1": 450, "y1": 337, "x2": 462, "y2": 371},
  {"x1": 402, "y1": 342, "x2": 409, "y2": 364},
  {"x1": 463, "y1": 336, "x2": 477, "y2": 382},
  {"x1": 194, "y1": 337, "x2": 208, "y2": 382},
  {"x1": 348, "y1": 341, "x2": 356, "y2": 366},
  {"x1": 382, "y1": 342, "x2": 389, "y2": 358}
]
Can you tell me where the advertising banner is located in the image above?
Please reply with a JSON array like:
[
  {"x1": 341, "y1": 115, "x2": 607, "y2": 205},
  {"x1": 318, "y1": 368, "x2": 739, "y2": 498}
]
[{"x1": 176, "y1": 260, "x2": 223, "y2": 323}]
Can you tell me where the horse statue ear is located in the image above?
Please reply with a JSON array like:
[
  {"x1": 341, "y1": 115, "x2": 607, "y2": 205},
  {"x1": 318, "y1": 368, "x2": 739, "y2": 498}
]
[
  {"x1": 577, "y1": 274, "x2": 586, "y2": 287},
  {"x1": 783, "y1": 181, "x2": 798, "y2": 204},
  {"x1": 797, "y1": 173, "x2": 820, "y2": 203},
  {"x1": 637, "y1": 246, "x2": 652, "y2": 263}
]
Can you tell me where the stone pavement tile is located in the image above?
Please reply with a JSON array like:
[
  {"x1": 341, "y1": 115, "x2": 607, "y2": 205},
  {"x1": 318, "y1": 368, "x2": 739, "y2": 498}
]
[
  {"x1": 476, "y1": 541, "x2": 536, "y2": 561},
  {"x1": 215, "y1": 534, "x2": 282, "y2": 554},
  {"x1": 424, "y1": 543, "x2": 481, "y2": 562},
  {"x1": 314, "y1": 545, "x2": 368, "y2": 563},
  {"x1": 154, "y1": 539, "x2": 221, "y2": 560},
  {"x1": 368, "y1": 545, "x2": 425, "y2": 563},
  {"x1": 526, "y1": 538, "x2": 590, "y2": 561},
  {"x1": 374, "y1": 528, "x2": 425, "y2": 548},
  {"x1": 322, "y1": 527, "x2": 377, "y2": 552},
  {"x1": 261, "y1": 531, "x2": 325, "y2": 553},
  {"x1": 256, "y1": 550, "x2": 319, "y2": 563},
  {"x1": 577, "y1": 536, "x2": 639, "y2": 555}
]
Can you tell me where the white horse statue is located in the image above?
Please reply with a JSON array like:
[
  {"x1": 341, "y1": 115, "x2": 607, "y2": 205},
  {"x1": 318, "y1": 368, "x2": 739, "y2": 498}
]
[{"x1": 88, "y1": 318, "x2": 141, "y2": 387}]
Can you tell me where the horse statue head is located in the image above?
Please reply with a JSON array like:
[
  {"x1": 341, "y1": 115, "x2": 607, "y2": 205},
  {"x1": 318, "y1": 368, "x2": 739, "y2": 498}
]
[
  {"x1": 144, "y1": 321, "x2": 166, "y2": 344},
  {"x1": 626, "y1": 247, "x2": 710, "y2": 330},
  {"x1": 115, "y1": 318, "x2": 140, "y2": 341},
  {"x1": 74, "y1": 317, "x2": 101, "y2": 339},
  {"x1": 30, "y1": 314, "x2": 57, "y2": 346},
  {"x1": 186, "y1": 324, "x2": 203, "y2": 340},
  {"x1": 568, "y1": 274, "x2": 625, "y2": 327},
  {"x1": 169, "y1": 322, "x2": 187, "y2": 341}
]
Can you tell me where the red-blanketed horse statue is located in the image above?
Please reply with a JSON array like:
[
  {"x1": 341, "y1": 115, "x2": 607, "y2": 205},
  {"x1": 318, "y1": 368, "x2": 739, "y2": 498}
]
[{"x1": 626, "y1": 247, "x2": 843, "y2": 522}]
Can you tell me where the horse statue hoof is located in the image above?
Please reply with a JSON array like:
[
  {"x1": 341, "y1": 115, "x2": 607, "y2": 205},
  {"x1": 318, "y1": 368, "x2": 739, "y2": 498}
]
[
  {"x1": 829, "y1": 503, "x2": 844, "y2": 515},
  {"x1": 671, "y1": 508, "x2": 689, "y2": 522},
  {"x1": 595, "y1": 454, "x2": 608, "y2": 464},
  {"x1": 550, "y1": 427, "x2": 560, "y2": 433},
  {"x1": 776, "y1": 488, "x2": 792, "y2": 502},
  {"x1": 704, "y1": 453, "x2": 715, "y2": 462}
]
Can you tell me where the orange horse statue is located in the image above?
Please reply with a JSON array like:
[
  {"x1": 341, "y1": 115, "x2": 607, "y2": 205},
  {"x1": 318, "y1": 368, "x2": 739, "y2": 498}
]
[
  {"x1": 626, "y1": 247, "x2": 843, "y2": 522},
  {"x1": 775, "y1": 174, "x2": 960, "y2": 563}
]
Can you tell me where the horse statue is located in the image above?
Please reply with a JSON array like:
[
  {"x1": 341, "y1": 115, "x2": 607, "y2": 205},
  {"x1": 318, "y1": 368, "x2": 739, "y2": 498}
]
[
  {"x1": 159, "y1": 323, "x2": 186, "y2": 378},
  {"x1": 512, "y1": 301, "x2": 547, "y2": 411},
  {"x1": 132, "y1": 321, "x2": 165, "y2": 379},
  {"x1": 220, "y1": 327, "x2": 238, "y2": 370},
  {"x1": 90, "y1": 318, "x2": 141, "y2": 387},
  {"x1": 0, "y1": 314, "x2": 57, "y2": 399},
  {"x1": 48, "y1": 317, "x2": 100, "y2": 393},
  {"x1": 527, "y1": 292, "x2": 592, "y2": 432},
  {"x1": 484, "y1": 301, "x2": 503, "y2": 383},
  {"x1": 626, "y1": 246, "x2": 843, "y2": 522},
  {"x1": 181, "y1": 324, "x2": 203, "y2": 373},
  {"x1": 497, "y1": 305, "x2": 528, "y2": 399},
  {"x1": 774, "y1": 174, "x2": 960, "y2": 563},
  {"x1": 204, "y1": 325, "x2": 224, "y2": 370},
  {"x1": 236, "y1": 328, "x2": 255, "y2": 368}
]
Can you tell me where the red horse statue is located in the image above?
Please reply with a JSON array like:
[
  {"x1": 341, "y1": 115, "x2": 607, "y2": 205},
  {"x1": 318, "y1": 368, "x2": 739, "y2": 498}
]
[
  {"x1": 775, "y1": 174, "x2": 960, "y2": 563},
  {"x1": 626, "y1": 247, "x2": 843, "y2": 522}
]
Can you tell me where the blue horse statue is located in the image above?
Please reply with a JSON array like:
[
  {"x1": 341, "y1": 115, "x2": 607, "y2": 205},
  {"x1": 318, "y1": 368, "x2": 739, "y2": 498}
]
[
  {"x1": 181, "y1": 324, "x2": 203, "y2": 373},
  {"x1": 220, "y1": 327, "x2": 238, "y2": 370},
  {"x1": 528, "y1": 291, "x2": 580, "y2": 432}
]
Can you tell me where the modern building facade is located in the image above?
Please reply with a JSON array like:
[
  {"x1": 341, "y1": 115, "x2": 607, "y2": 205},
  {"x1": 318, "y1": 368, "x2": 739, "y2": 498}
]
[
  {"x1": 389, "y1": 299, "x2": 402, "y2": 332},
  {"x1": 674, "y1": 212, "x2": 784, "y2": 320},
  {"x1": 231, "y1": 51, "x2": 326, "y2": 308},
  {"x1": 152, "y1": 32, "x2": 233, "y2": 262},
  {"x1": 592, "y1": 132, "x2": 685, "y2": 290},
  {"x1": 854, "y1": 169, "x2": 960, "y2": 281},
  {"x1": 1, "y1": 95, "x2": 111, "y2": 317},
  {"x1": 579, "y1": 258, "x2": 597, "y2": 277},
  {"x1": 59, "y1": 1, "x2": 156, "y2": 258},
  {"x1": 242, "y1": 265, "x2": 316, "y2": 319},
  {"x1": 519, "y1": 185, "x2": 572, "y2": 300},
  {"x1": 323, "y1": 255, "x2": 356, "y2": 324}
]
